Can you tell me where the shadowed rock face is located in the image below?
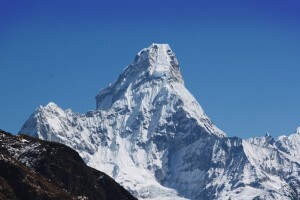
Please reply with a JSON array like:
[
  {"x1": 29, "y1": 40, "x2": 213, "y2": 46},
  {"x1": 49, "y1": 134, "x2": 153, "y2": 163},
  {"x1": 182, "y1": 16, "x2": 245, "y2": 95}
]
[{"x1": 0, "y1": 130, "x2": 136, "y2": 200}]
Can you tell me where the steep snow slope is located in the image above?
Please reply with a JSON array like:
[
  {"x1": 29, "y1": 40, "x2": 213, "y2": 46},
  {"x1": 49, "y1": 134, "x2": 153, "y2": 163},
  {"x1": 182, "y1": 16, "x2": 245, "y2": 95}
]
[{"x1": 20, "y1": 44, "x2": 300, "y2": 200}]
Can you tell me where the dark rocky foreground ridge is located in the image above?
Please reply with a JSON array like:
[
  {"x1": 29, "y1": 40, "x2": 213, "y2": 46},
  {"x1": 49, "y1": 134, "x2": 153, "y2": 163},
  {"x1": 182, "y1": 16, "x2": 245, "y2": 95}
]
[{"x1": 0, "y1": 130, "x2": 136, "y2": 200}]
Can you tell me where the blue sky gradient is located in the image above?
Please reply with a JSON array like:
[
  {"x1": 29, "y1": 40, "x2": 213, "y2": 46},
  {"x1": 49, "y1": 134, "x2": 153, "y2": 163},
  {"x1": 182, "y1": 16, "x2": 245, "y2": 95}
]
[{"x1": 1, "y1": 0, "x2": 300, "y2": 138}]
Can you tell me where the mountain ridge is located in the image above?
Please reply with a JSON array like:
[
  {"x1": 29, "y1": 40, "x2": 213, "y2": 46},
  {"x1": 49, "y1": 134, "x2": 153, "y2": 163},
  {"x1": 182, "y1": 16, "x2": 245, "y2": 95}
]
[
  {"x1": 0, "y1": 129, "x2": 137, "y2": 200},
  {"x1": 20, "y1": 44, "x2": 300, "y2": 200}
]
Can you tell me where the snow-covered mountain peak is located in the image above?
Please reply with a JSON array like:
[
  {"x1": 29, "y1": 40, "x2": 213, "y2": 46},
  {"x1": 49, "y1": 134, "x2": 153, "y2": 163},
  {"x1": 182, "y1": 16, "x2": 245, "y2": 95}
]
[
  {"x1": 37, "y1": 102, "x2": 66, "y2": 117},
  {"x1": 264, "y1": 132, "x2": 270, "y2": 137},
  {"x1": 20, "y1": 44, "x2": 300, "y2": 199},
  {"x1": 94, "y1": 44, "x2": 224, "y2": 137},
  {"x1": 247, "y1": 132, "x2": 276, "y2": 147},
  {"x1": 95, "y1": 43, "x2": 183, "y2": 110},
  {"x1": 123, "y1": 43, "x2": 183, "y2": 84},
  {"x1": 42, "y1": 102, "x2": 59, "y2": 109},
  {"x1": 134, "y1": 43, "x2": 182, "y2": 83}
]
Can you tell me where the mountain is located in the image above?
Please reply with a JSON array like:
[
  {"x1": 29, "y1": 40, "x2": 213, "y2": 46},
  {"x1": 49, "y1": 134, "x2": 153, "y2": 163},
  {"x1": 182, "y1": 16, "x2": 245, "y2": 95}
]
[
  {"x1": 0, "y1": 130, "x2": 136, "y2": 200},
  {"x1": 20, "y1": 44, "x2": 300, "y2": 200}
]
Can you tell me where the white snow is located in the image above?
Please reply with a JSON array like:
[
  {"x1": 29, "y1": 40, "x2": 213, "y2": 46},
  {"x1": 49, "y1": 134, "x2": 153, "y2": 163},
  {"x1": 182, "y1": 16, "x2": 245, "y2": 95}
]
[{"x1": 20, "y1": 43, "x2": 300, "y2": 200}]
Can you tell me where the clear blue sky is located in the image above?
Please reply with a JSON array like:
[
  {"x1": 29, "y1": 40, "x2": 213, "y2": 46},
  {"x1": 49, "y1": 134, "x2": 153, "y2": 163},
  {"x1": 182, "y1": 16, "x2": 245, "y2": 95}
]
[{"x1": 1, "y1": 0, "x2": 300, "y2": 138}]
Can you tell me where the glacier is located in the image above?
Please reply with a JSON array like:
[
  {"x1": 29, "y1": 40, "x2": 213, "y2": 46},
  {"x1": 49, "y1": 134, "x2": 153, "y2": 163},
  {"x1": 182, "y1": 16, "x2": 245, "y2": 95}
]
[{"x1": 20, "y1": 43, "x2": 300, "y2": 200}]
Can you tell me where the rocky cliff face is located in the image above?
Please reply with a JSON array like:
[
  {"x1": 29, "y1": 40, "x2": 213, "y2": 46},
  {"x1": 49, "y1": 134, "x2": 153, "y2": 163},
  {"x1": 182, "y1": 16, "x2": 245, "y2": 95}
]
[
  {"x1": 20, "y1": 44, "x2": 300, "y2": 200},
  {"x1": 0, "y1": 130, "x2": 136, "y2": 200}
]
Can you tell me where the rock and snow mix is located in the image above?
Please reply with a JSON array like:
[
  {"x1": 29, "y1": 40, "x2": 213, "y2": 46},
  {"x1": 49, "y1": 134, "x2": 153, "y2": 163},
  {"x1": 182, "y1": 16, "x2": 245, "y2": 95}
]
[
  {"x1": 0, "y1": 130, "x2": 137, "y2": 200},
  {"x1": 20, "y1": 44, "x2": 300, "y2": 200}
]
